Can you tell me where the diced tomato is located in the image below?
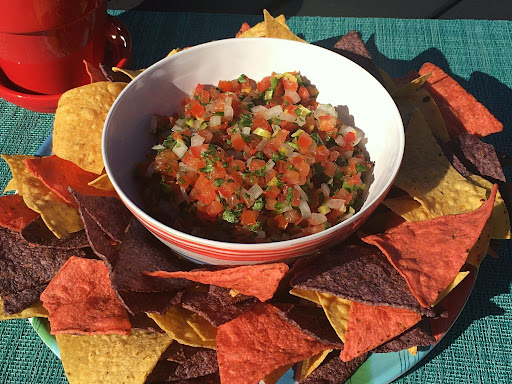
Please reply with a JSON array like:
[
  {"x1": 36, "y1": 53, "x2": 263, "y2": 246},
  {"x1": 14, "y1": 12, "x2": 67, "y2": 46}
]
[
  {"x1": 344, "y1": 173, "x2": 361, "y2": 186},
  {"x1": 329, "y1": 150, "x2": 340, "y2": 162},
  {"x1": 265, "y1": 169, "x2": 278, "y2": 183},
  {"x1": 291, "y1": 156, "x2": 310, "y2": 178},
  {"x1": 274, "y1": 215, "x2": 288, "y2": 230},
  {"x1": 219, "y1": 180, "x2": 238, "y2": 197},
  {"x1": 197, "y1": 184, "x2": 217, "y2": 205},
  {"x1": 284, "y1": 209, "x2": 301, "y2": 224},
  {"x1": 231, "y1": 133, "x2": 246, "y2": 151},
  {"x1": 270, "y1": 130, "x2": 290, "y2": 150},
  {"x1": 249, "y1": 159, "x2": 266, "y2": 173},
  {"x1": 265, "y1": 198, "x2": 277, "y2": 210},
  {"x1": 240, "y1": 209, "x2": 259, "y2": 226},
  {"x1": 198, "y1": 130, "x2": 213, "y2": 143},
  {"x1": 190, "y1": 144, "x2": 208, "y2": 158},
  {"x1": 257, "y1": 76, "x2": 271, "y2": 93},
  {"x1": 344, "y1": 131, "x2": 356, "y2": 144},
  {"x1": 206, "y1": 200, "x2": 224, "y2": 216},
  {"x1": 283, "y1": 168, "x2": 300, "y2": 184},
  {"x1": 154, "y1": 150, "x2": 179, "y2": 176},
  {"x1": 318, "y1": 115, "x2": 336, "y2": 132},
  {"x1": 298, "y1": 132, "x2": 312, "y2": 150},
  {"x1": 322, "y1": 160, "x2": 337, "y2": 177},
  {"x1": 283, "y1": 77, "x2": 298, "y2": 92},
  {"x1": 178, "y1": 171, "x2": 197, "y2": 189},
  {"x1": 315, "y1": 145, "x2": 330, "y2": 162},
  {"x1": 211, "y1": 165, "x2": 227, "y2": 179},
  {"x1": 275, "y1": 80, "x2": 284, "y2": 96},
  {"x1": 185, "y1": 99, "x2": 206, "y2": 118},
  {"x1": 231, "y1": 97, "x2": 242, "y2": 117},
  {"x1": 228, "y1": 160, "x2": 246, "y2": 174},
  {"x1": 194, "y1": 174, "x2": 210, "y2": 191},
  {"x1": 182, "y1": 153, "x2": 205, "y2": 170},
  {"x1": 218, "y1": 80, "x2": 233, "y2": 92},
  {"x1": 264, "y1": 186, "x2": 280, "y2": 199},
  {"x1": 298, "y1": 85, "x2": 310, "y2": 103},
  {"x1": 252, "y1": 116, "x2": 271, "y2": 132}
]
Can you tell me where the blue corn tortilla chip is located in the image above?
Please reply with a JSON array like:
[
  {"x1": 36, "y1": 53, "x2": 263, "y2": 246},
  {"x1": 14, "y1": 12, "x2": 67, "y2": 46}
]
[
  {"x1": 291, "y1": 242, "x2": 435, "y2": 317},
  {"x1": 21, "y1": 216, "x2": 89, "y2": 250},
  {"x1": 298, "y1": 350, "x2": 368, "y2": 384},
  {"x1": 0, "y1": 227, "x2": 86, "y2": 314},
  {"x1": 373, "y1": 320, "x2": 436, "y2": 353}
]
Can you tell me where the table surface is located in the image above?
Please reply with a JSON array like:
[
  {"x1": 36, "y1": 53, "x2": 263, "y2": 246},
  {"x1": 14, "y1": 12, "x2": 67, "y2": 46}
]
[{"x1": 1, "y1": 10, "x2": 511, "y2": 384}]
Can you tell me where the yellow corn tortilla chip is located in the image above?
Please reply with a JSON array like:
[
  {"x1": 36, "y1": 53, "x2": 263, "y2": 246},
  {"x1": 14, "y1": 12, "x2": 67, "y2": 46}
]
[
  {"x1": 263, "y1": 363, "x2": 294, "y2": 384},
  {"x1": 432, "y1": 271, "x2": 471, "y2": 307},
  {"x1": 316, "y1": 292, "x2": 351, "y2": 343},
  {"x1": 407, "y1": 346, "x2": 418, "y2": 356},
  {"x1": 112, "y1": 67, "x2": 145, "y2": 80},
  {"x1": 148, "y1": 306, "x2": 217, "y2": 349},
  {"x1": 3, "y1": 177, "x2": 16, "y2": 193},
  {"x1": 295, "y1": 349, "x2": 332, "y2": 382},
  {"x1": 166, "y1": 48, "x2": 181, "y2": 57},
  {"x1": 88, "y1": 173, "x2": 116, "y2": 192},
  {"x1": 466, "y1": 174, "x2": 511, "y2": 239},
  {"x1": 0, "y1": 297, "x2": 48, "y2": 320},
  {"x1": 378, "y1": 69, "x2": 398, "y2": 93},
  {"x1": 57, "y1": 330, "x2": 171, "y2": 384},
  {"x1": 394, "y1": 109, "x2": 487, "y2": 217},
  {"x1": 289, "y1": 288, "x2": 321, "y2": 305},
  {"x1": 238, "y1": 14, "x2": 288, "y2": 38},
  {"x1": 2, "y1": 155, "x2": 83, "y2": 238},
  {"x1": 186, "y1": 316, "x2": 217, "y2": 342},
  {"x1": 392, "y1": 73, "x2": 431, "y2": 97},
  {"x1": 466, "y1": 220, "x2": 492, "y2": 268},
  {"x1": 53, "y1": 82, "x2": 127, "y2": 175},
  {"x1": 263, "y1": 10, "x2": 306, "y2": 42},
  {"x1": 383, "y1": 195, "x2": 435, "y2": 222}
]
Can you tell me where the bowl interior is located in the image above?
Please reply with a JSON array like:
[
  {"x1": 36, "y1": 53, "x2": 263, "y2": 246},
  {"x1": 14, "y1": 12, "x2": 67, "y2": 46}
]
[{"x1": 103, "y1": 38, "x2": 404, "y2": 246}]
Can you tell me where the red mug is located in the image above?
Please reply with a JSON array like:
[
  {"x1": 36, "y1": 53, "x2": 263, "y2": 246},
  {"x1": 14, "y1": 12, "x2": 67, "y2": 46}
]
[{"x1": 0, "y1": 0, "x2": 107, "y2": 95}]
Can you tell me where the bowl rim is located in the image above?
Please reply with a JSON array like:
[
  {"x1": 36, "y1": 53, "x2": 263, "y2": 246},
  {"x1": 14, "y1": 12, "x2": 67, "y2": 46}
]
[{"x1": 103, "y1": 37, "x2": 405, "y2": 250}]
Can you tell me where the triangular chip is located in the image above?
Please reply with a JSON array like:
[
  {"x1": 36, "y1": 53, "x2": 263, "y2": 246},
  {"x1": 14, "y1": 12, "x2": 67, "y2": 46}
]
[
  {"x1": 263, "y1": 364, "x2": 293, "y2": 384},
  {"x1": 466, "y1": 220, "x2": 492, "y2": 268},
  {"x1": 83, "y1": 60, "x2": 110, "y2": 83},
  {"x1": 340, "y1": 302, "x2": 421, "y2": 361},
  {"x1": 238, "y1": 14, "x2": 288, "y2": 38},
  {"x1": 57, "y1": 330, "x2": 171, "y2": 384},
  {"x1": 432, "y1": 271, "x2": 470, "y2": 306},
  {"x1": 393, "y1": 109, "x2": 487, "y2": 217},
  {"x1": 315, "y1": 292, "x2": 351, "y2": 343},
  {"x1": 88, "y1": 173, "x2": 116, "y2": 192},
  {"x1": 24, "y1": 155, "x2": 117, "y2": 205},
  {"x1": 295, "y1": 349, "x2": 332, "y2": 382},
  {"x1": 289, "y1": 288, "x2": 321, "y2": 305},
  {"x1": 263, "y1": 10, "x2": 306, "y2": 42},
  {"x1": 0, "y1": 297, "x2": 48, "y2": 321},
  {"x1": 0, "y1": 194, "x2": 39, "y2": 231},
  {"x1": 147, "y1": 263, "x2": 288, "y2": 302},
  {"x1": 392, "y1": 73, "x2": 431, "y2": 97},
  {"x1": 53, "y1": 82, "x2": 127, "y2": 174},
  {"x1": 21, "y1": 217, "x2": 89, "y2": 249},
  {"x1": 362, "y1": 184, "x2": 497, "y2": 307},
  {"x1": 216, "y1": 303, "x2": 333, "y2": 384},
  {"x1": 2, "y1": 155, "x2": 83, "y2": 238},
  {"x1": 148, "y1": 305, "x2": 217, "y2": 349},
  {"x1": 373, "y1": 320, "x2": 435, "y2": 353},
  {"x1": 41, "y1": 257, "x2": 131, "y2": 335},
  {"x1": 3, "y1": 177, "x2": 17, "y2": 193},
  {"x1": 299, "y1": 351, "x2": 368, "y2": 384},
  {"x1": 112, "y1": 67, "x2": 145, "y2": 80}
]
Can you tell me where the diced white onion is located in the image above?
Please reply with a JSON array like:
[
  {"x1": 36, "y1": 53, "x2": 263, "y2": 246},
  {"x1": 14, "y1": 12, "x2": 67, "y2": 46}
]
[
  {"x1": 224, "y1": 105, "x2": 234, "y2": 121},
  {"x1": 246, "y1": 157, "x2": 254, "y2": 167},
  {"x1": 171, "y1": 124, "x2": 183, "y2": 132},
  {"x1": 241, "y1": 188, "x2": 255, "y2": 207},
  {"x1": 145, "y1": 161, "x2": 156, "y2": 177},
  {"x1": 248, "y1": 184, "x2": 263, "y2": 199},
  {"x1": 342, "y1": 150, "x2": 354, "y2": 159},
  {"x1": 191, "y1": 134, "x2": 205, "y2": 147},
  {"x1": 285, "y1": 90, "x2": 301, "y2": 104},
  {"x1": 315, "y1": 103, "x2": 338, "y2": 118},
  {"x1": 335, "y1": 135, "x2": 345, "y2": 146},
  {"x1": 295, "y1": 116, "x2": 306, "y2": 127},
  {"x1": 279, "y1": 111, "x2": 297, "y2": 123},
  {"x1": 209, "y1": 115, "x2": 221, "y2": 127},
  {"x1": 176, "y1": 118, "x2": 186, "y2": 127},
  {"x1": 251, "y1": 105, "x2": 268, "y2": 115},
  {"x1": 224, "y1": 96, "x2": 233, "y2": 106},
  {"x1": 151, "y1": 144, "x2": 165, "y2": 151},
  {"x1": 256, "y1": 138, "x2": 268, "y2": 151},
  {"x1": 327, "y1": 199, "x2": 345, "y2": 211},
  {"x1": 320, "y1": 183, "x2": 330, "y2": 197},
  {"x1": 180, "y1": 186, "x2": 190, "y2": 203},
  {"x1": 265, "y1": 159, "x2": 275, "y2": 170},
  {"x1": 281, "y1": 206, "x2": 292, "y2": 213},
  {"x1": 264, "y1": 105, "x2": 283, "y2": 120},
  {"x1": 149, "y1": 115, "x2": 158, "y2": 133},
  {"x1": 242, "y1": 126, "x2": 251, "y2": 135},
  {"x1": 172, "y1": 140, "x2": 188, "y2": 158},
  {"x1": 299, "y1": 200, "x2": 312, "y2": 219},
  {"x1": 282, "y1": 143, "x2": 295, "y2": 154},
  {"x1": 341, "y1": 125, "x2": 364, "y2": 146},
  {"x1": 309, "y1": 213, "x2": 327, "y2": 225},
  {"x1": 179, "y1": 163, "x2": 196, "y2": 172},
  {"x1": 193, "y1": 119, "x2": 202, "y2": 130},
  {"x1": 294, "y1": 184, "x2": 308, "y2": 201}
]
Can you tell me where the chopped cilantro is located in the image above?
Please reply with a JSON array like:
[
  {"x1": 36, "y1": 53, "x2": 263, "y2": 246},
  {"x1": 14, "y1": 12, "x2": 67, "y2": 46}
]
[
  {"x1": 286, "y1": 187, "x2": 294, "y2": 205},
  {"x1": 241, "y1": 133, "x2": 252, "y2": 143},
  {"x1": 178, "y1": 177, "x2": 185, "y2": 185},
  {"x1": 249, "y1": 222, "x2": 261, "y2": 232},
  {"x1": 312, "y1": 163, "x2": 325, "y2": 175},
  {"x1": 237, "y1": 74, "x2": 247, "y2": 83},
  {"x1": 287, "y1": 141, "x2": 299, "y2": 151},
  {"x1": 254, "y1": 151, "x2": 265, "y2": 160},
  {"x1": 222, "y1": 161, "x2": 229, "y2": 168},
  {"x1": 356, "y1": 163, "x2": 369, "y2": 173},
  {"x1": 199, "y1": 165, "x2": 215, "y2": 174},
  {"x1": 214, "y1": 178, "x2": 225, "y2": 187},
  {"x1": 310, "y1": 132, "x2": 323, "y2": 146},
  {"x1": 270, "y1": 77, "x2": 278, "y2": 89},
  {"x1": 239, "y1": 113, "x2": 253, "y2": 127},
  {"x1": 274, "y1": 202, "x2": 286, "y2": 211},
  {"x1": 253, "y1": 197, "x2": 265, "y2": 211},
  {"x1": 222, "y1": 209, "x2": 239, "y2": 223},
  {"x1": 215, "y1": 111, "x2": 224, "y2": 116}
]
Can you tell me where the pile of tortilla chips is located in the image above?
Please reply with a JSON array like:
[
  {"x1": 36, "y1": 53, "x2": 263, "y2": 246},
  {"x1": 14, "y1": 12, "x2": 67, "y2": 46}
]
[{"x1": 1, "y1": 9, "x2": 511, "y2": 384}]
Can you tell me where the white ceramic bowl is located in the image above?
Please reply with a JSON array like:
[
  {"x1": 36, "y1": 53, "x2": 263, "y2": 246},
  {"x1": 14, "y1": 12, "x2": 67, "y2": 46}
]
[{"x1": 103, "y1": 37, "x2": 404, "y2": 265}]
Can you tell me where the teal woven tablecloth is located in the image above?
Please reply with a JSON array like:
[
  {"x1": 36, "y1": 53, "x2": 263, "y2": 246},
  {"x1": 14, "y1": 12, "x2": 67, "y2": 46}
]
[{"x1": 1, "y1": 11, "x2": 511, "y2": 384}]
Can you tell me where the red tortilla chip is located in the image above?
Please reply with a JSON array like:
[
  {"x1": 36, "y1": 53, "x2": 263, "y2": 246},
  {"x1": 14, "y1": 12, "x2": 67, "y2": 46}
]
[
  {"x1": 24, "y1": 155, "x2": 117, "y2": 206},
  {"x1": 419, "y1": 63, "x2": 503, "y2": 138},
  {"x1": 83, "y1": 59, "x2": 110, "y2": 83},
  {"x1": 147, "y1": 263, "x2": 289, "y2": 302},
  {"x1": 340, "y1": 302, "x2": 421, "y2": 362},
  {"x1": 0, "y1": 194, "x2": 39, "y2": 231},
  {"x1": 216, "y1": 303, "x2": 333, "y2": 384},
  {"x1": 235, "y1": 22, "x2": 251, "y2": 37},
  {"x1": 40, "y1": 256, "x2": 131, "y2": 335},
  {"x1": 362, "y1": 184, "x2": 497, "y2": 308}
]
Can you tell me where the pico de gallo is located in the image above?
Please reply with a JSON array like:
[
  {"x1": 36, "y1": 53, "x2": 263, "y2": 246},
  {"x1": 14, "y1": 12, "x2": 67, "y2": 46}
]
[{"x1": 139, "y1": 72, "x2": 373, "y2": 242}]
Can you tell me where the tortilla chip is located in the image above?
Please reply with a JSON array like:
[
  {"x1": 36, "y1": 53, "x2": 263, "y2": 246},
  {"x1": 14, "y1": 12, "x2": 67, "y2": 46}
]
[
  {"x1": 83, "y1": 60, "x2": 109, "y2": 83},
  {"x1": 373, "y1": 320, "x2": 435, "y2": 353},
  {"x1": 291, "y1": 243, "x2": 434, "y2": 316},
  {"x1": 379, "y1": 69, "x2": 398, "y2": 93},
  {"x1": 383, "y1": 195, "x2": 435, "y2": 222},
  {"x1": 341, "y1": 302, "x2": 421, "y2": 361},
  {"x1": 148, "y1": 305, "x2": 217, "y2": 349},
  {"x1": 408, "y1": 346, "x2": 418, "y2": 355},
  {"x1": 0, "y1": 297, "x2": 48, "y2": 320},
  {"x1": 0, "y1": 227, "x2": 86, "y2": 314},
  {"x1": 53, "y1": 82, "x2": 127, "y2": 174},
  {"x1": 235, "y1": 22, "x2": 251, "y2": 37},
  {"x1": 3, "y1": 177, "x2": 17, "y2": 193},
  {"x1": 263, "y1": 364, "x2": 293, "y2": 384},
  {"x1": 57, "y1": 330, "x2": 171, "y2": 384},
  {"x1": 263, "y1": 10, "x2": 306, "y2": 42},
  {"x1": 289, "y1": 288, "x2": 321, "y2": 305},
  {"x1": 147, "y1": 263, "x2": 288, "y2": 302},
  {"x1": 216, "y1": 303, "x2": 334, "y2": 384},
  {"x1": 129, "y1": 313, "x2": 165, "y2": 333},
  {"x1": 392, "y1": 73, "x2": 431, "y2": 97},
  {"x1": 362, "y1": 184, "x2": 496, "y2": 308},
  {"x1": 2, "y1": 155, "x2": 83, "y2": 238},
  {"x1": 24, "y1": 156, "x2": 117, "y2": 205},
  {"x1": 112, "y1": 67, "x2": 145, "y2": 80},
  {"x1": 179, "y1": 289, "x2": 257, "y2": 327},
  {"x1": 295, "y1": 349, "x2": 332, "y2": 382},
  {"x1": 88, "y1": 173, "x2": 116, "y2": 192},
  {"x1": 208, "y1": 285, "x2": 253, "y2": 306},
  {"x1": 466, "y1": 220, "x2": 492, "y2": 268},
  {"x1": 238, "y1": 14, "x2": 288, "y2": 38},
  {"x1": 118, "y1": 290, "x2": 184, "y2": 316},
  {"x1": 315, "y1": 292, "x2": 351, "y2": 343},
  {"x1": 299, "y1": 351, "x2": 368, "y2": 384},
  {"x1": 432, "y1": 271, "x2": 470, "y2": 306},
  {"x1": 21, "y1": 217, "x2": 89, "y2": 249},
  {"x1": 419, "y1": 62, "x2": 503, "y2": 138},
  {"x1": 0, "y1": 194, "x2": 39, "y2": 231},
  {"x1": 186, "y1": 318, "x2": 217, "y2": 343},
  {"x1": 166, "y1": 48, "x2": 182, "y2": 57},
  {"x1": 393, "y1": 109, "x2": 487, "y2": 217}
]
